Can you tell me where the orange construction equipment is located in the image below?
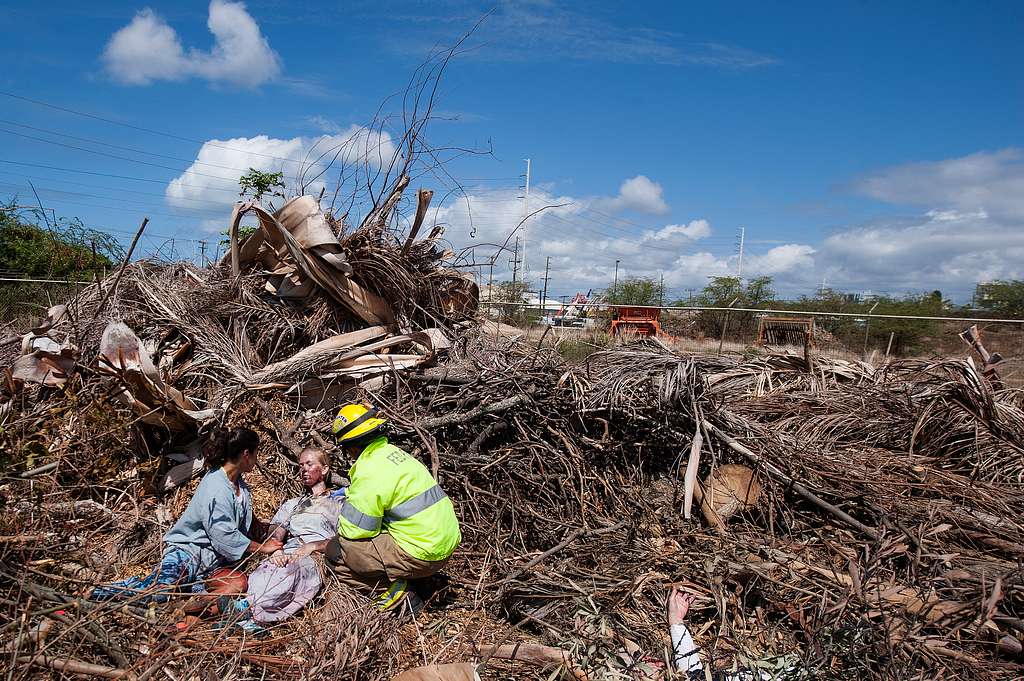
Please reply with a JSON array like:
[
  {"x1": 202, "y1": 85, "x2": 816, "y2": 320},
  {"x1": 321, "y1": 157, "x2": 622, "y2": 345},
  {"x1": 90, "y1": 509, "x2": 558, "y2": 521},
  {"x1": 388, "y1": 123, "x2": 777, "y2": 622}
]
[{"x1": 609, "y1": 305, "x2": 662, "y2": 337}]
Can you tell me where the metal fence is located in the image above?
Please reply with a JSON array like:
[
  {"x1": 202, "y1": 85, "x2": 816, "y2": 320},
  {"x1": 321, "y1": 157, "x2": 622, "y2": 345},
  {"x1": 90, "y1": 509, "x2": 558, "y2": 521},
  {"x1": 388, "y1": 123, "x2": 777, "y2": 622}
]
[
  {"x1": 0, "y1": 277, "x2": 89, "y2": 328},
  {"x1": 488, "y1": 302, "x2": 1024, "y2": 375},
  {"x1": 6, "y1": 280, "x2": 1023, "y2": 381}
]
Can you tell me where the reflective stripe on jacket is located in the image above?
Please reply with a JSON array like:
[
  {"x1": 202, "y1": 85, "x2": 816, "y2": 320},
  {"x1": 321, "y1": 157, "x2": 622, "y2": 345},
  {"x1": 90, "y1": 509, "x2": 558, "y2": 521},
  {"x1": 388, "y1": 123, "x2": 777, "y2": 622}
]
[{"x1": 338, "y1": 437, "x2": 460, "y2": 562}]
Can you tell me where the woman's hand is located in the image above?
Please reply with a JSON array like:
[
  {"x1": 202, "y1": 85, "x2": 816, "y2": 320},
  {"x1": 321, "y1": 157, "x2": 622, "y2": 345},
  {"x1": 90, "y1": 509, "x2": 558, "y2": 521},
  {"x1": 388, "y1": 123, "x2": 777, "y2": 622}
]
[
  {"x1": 269, "y1": 550, "x2": 289, "y2": 567},
  {"x1": 258, "y1": 538, "x2": 284, "y2": 555},
  {"x1": 287, "y1": 542, "x2": 315, "y2": 563},
  {"x1": 668, "y1": 588, "x2": 696, "y2": 625},
  {"x1": 287, "y1": 539, "x2": 329, "y2": 564}
]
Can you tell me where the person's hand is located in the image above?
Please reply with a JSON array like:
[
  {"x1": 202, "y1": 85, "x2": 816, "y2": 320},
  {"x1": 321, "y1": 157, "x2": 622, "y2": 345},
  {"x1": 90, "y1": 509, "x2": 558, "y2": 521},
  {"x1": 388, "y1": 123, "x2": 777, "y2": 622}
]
[
  {"x1": 269, "y1": 550, "x2": 289, "y2": 567},
  {"x1": 259, "y1": 538, "x2": 284, "y2": 555},
  {"x1": 668, "y1": 588, "x2": 696, "y2": 625},
  {"x1": 288, "y1": 543, "x2": 315, "y2": 563}
]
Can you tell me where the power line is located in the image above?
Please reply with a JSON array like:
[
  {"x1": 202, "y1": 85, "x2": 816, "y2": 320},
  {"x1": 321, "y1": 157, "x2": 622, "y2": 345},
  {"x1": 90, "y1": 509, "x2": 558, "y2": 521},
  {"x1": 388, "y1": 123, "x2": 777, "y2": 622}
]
[
  {"x1": 0, "y1": 119, "x2": 261, "y2": 174},
  {"x1": 0, "y1": 174, "x2": 231, "y2": 209},
  {"x1": 0, "y1": 188, "x2": 226, "y2": 224},
  {"x1": 0, "y1": 89, "x2": 363, "y2": 167},
  {"x1": 0, "y1": 181, "x2": 225, "y2": 218},
  {"x1": 546, "y1": 211, "x2": 735, "y2": 244},
  {"x1": 0, "y1": 127, "x2": 253, "y2": 185},
  {"x1": 0, "y1": 159, "x2": 245, "y2": 195}
]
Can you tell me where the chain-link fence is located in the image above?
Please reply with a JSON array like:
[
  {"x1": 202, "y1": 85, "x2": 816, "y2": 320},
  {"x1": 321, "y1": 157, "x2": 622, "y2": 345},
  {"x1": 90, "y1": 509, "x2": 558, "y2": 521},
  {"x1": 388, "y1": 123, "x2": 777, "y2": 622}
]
[
  {"x1": 0, "y1": 277, "x2": 88, "y2": 329},
  {"x1": 491, "y1": 303, "x2": 1024, "y2": 379}
]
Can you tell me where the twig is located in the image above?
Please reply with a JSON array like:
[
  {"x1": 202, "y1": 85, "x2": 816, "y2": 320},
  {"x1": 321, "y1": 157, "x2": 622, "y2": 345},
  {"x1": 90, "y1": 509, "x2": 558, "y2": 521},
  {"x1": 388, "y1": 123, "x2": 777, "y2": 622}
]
[
  {"x1": 15, "y1": 655, "x2": 134, "y2": 680},
  {"x1": 93, "y1": 217, "x2": 148, "y2": 320}
]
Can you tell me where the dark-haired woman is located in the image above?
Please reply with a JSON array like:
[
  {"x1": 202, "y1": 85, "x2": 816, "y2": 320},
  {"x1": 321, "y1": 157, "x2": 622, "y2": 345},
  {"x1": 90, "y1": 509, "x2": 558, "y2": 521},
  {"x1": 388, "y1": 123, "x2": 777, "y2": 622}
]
[{"x1": 91, "y1": 428, "x2": 283, "y2": 610}]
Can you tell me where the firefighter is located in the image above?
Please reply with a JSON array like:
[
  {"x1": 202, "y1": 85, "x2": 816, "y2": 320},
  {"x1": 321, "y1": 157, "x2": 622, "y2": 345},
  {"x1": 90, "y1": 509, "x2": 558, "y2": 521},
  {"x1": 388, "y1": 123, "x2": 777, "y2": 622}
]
[{"x1": 325, "y1": 403, "x2": 461, "y2": 610}]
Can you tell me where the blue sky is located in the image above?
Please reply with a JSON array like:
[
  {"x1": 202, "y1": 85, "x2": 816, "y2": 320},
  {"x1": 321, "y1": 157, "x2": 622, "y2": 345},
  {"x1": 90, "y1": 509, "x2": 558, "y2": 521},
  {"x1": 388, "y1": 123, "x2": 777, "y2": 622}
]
[{"x1": 1, "y1": 0, "x2": 1021, "y2": 302}]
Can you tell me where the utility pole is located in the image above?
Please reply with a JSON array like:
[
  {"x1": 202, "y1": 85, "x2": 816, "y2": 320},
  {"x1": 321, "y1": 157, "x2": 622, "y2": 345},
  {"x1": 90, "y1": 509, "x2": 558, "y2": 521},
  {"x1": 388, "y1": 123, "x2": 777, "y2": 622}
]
[
  {"x1": 613, "y1": 259, "x2": 620, "y2": 298},
  {"x1": 510, "y1": 236, "x2": 522, "y2": 290},
  {"x1": 199, "y1": 240, "x2": 208, "y2": 267},
  {"x1": 736, "y1": 226, "x2": 745, "y2": 278},
  {"x1": 487, "y1": 255, "x2": 495, "y2": 317},
  {"x1": 659, "y1": 273, "x2": 665, "y2": 308},
  {"x1": 541, "y1": 256, "x2": 551, "y2": 318},
  {"x1": 520, "y1": 158, "x2": 531, "y2": 275}
]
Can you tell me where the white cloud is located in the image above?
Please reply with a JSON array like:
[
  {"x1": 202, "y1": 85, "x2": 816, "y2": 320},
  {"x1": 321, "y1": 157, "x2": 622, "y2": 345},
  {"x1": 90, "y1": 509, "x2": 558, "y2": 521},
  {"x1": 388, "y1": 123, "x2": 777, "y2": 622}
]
[
  {"x1": 596, "y1": 175, "x2": 670, "y2": 215},
  {"x1": 819, "y1": 210, "x2": 1024, "y2": 294},
  {"x1": 852, "y1": 148, "x2": 1024, "y2": 221},
  {"x1": 432, "y1": 184, "x2": 808, "y2": 294},
  {"x1": 102, "y1": 0, "x2": 281, "y2": 87},
  {"x1": 165, "y1": 127, "x2": 396, "y2": 228},
  {"x1": 813, "y1": 148, "x2": 1024, "y2": 298},
  {"x1": 646, "y1": 220, "x2": 711, "y2": 241},
  {"x1": 428, "y1": 149, "x2": 1024, "y2": 300},
  {"x1": 749, "y1": 244, "x2": 816, "y2": 275},
  {"x1": 660, "y1": 244, "x2": 815, "y2": 290}
]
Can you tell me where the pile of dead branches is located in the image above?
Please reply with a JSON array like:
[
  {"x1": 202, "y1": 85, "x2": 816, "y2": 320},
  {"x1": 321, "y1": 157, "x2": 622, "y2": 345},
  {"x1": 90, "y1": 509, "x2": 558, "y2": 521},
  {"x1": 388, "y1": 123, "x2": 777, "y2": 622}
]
[{"x1": 3, "y1": 264, "x2": 1024, "y2": 681}]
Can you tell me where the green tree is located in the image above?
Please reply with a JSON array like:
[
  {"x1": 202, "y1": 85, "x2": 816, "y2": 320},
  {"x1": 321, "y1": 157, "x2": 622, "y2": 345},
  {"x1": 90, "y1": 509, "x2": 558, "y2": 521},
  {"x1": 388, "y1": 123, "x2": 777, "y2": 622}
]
[
  {"x1": 787, "y1": 289, "x2": 946, "y2": 355},
  {"x1": 974, "y1": 280, "x2": 1024, "y2": 317},
  {"x1": 0, "y1": 202, "x2": 119, "y2": 278},
  {"x1": 490, "y1": 279, "x2": 535, "y2": 325},
  {"x1": 0, "y1": 201, "x2": 121, "y2": 322},
  {"x1": 688, "y1": 276, "x2": 776, "y2": 338},
  {"x1": 604, "y1": 276, "x2": 664, "y2": 306},
  {"x1": 218, "y1": 169, "x2": 287, "y2": 249},
  {"x1": 238, "y1": 168, "x2": 286, "y2": 204},
  {"x1": 694, "y1": 276, "x2": 743, "y2": 307}
]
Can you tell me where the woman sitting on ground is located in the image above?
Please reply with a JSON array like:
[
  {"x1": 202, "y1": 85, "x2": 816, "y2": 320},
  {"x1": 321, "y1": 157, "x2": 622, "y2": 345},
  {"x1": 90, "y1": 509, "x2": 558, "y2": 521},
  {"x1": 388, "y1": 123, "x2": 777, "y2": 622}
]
[
  {"x1": 91, "y1": 427, "x2": 282, "y2": 621},
  {"x1": 224, "y1": 447, "x2": 343, "y2": 633}
]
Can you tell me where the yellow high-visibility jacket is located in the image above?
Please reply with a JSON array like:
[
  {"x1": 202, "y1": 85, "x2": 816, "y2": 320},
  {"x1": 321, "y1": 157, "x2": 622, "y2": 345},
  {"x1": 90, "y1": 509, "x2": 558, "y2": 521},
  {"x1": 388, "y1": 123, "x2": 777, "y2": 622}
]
[{"x1": 338, "y1": 437, "x2": 460, "y2": 562}]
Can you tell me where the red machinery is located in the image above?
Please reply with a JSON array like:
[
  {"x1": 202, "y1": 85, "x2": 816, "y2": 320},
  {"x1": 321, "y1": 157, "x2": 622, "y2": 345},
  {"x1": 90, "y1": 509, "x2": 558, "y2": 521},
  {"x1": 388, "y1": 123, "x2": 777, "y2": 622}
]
[
  {"x1": 609, "y1": 305, "x2": 662, "y2": 337},
  {"x1": 553, "y1": 291, "x2": 591, "y2": 327}
]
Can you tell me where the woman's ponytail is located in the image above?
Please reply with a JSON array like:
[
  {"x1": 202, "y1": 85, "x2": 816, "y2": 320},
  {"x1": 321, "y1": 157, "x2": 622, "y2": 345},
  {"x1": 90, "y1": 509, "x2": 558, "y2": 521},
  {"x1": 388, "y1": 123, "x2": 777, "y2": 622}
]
[{"x1": 204, "y1": 427, "x2": 260, "y2": 470}]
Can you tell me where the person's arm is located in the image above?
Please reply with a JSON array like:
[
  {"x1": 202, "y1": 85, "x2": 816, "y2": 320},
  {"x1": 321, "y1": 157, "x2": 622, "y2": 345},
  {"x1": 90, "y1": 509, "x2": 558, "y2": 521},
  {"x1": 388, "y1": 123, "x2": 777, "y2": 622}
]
[
  {"x1": 287, "y1": 538, "x2": 331, "y2": 563},
  {"x1": 206, "y1": 492, "x2": 281, "y2": 561},
  {"x1": 249, "y1": 516, "x2": 271, "y2": 541},
  {"x1": 668, "y1": 589, "x2": 704, "y2": 675},
  {"x1": 265, "y1": 499, "x2": 294, "y2": 544},
  {"x1": 337, "y1": 472, "x2": 385, "y2": 541}
]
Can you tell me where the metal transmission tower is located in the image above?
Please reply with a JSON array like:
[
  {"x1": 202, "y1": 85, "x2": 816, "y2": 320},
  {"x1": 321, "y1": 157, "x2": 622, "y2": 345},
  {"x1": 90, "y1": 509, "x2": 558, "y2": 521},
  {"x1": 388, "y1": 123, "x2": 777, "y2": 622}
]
[{"x1": 736, "y1": 226, "x2": 745, "y2": 278}]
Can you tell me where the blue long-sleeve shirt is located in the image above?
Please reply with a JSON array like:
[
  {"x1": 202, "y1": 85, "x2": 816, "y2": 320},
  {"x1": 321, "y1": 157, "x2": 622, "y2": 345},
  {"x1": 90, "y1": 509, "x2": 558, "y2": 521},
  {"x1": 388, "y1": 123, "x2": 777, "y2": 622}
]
[{"x1": 164, "y1": 468, "x2": 253, "y2": 573}]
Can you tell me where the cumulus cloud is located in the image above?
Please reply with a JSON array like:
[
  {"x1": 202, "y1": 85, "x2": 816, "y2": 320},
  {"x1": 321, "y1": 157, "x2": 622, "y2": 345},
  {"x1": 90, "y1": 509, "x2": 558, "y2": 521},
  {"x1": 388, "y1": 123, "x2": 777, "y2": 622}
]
[
  {"x1": 165, "y1": 127, "x2": 396, "y2": 226},
  {"x1": 811, "y1": 147, "x2": 1024, "y2": 298},
  {"x1": 431, "y1": 184, "x2": 811, "y2": 294},
  {"x1": 852, "y1": 148, "x2": 1024, "y2": 221},
  {"x1": 646, "y1": 220, "x2": 711, "y2": 241},
  {"x1": 818, "y1": 210, "x2": 1024, "y2": 295},
  {"x1": 596, "y1": 175, "x2": 670, "y2": 215},
  {"x1": 102, "y1": 0, "x2": 281, "y2": 87},
  {"x1": 660, "y1": 244, "x2": 816, "y2": 290},
  {"x1": 430, "y1": 149, "x2": 1024, "y2": 300}
]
